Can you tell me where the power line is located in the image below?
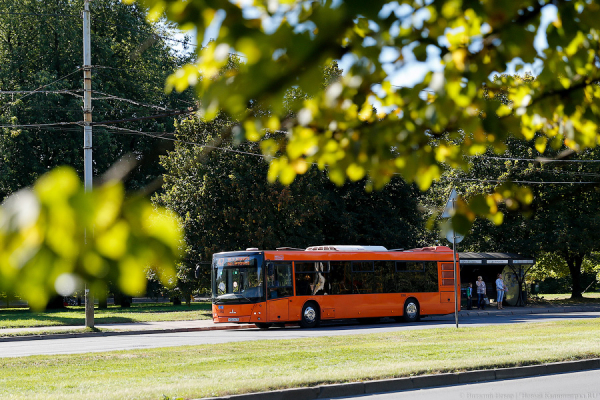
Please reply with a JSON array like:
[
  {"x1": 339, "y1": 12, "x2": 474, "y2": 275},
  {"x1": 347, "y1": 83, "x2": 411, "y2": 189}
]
[
  {"x1": 0, "y1": 12, "x2": 80, "y2": 18},
  {"x1": 0, "y1": 90, "x2": 83, "y2": 100},
  {"x1": 469, "y1": 162, "x2": 600, "y2": 178},
  {"x1": 0, "y1": 106, "x2": 195, "y2": 130},
  {"x1": 90, "y1": 108, "x2": 197, "y2": 126},
  {"x1": 446, "y1": 177, "x2": 599, "y2": 185},
  {"x1": 97, "y1": 124, "x2": 268, "y2": 158},
  {"x1": 0, "y1": 122, "x2": 80, "y2": 129},
  {"x1": 472, "y1": 156, "x2": 600, "y2": 163},
  {"x1": 0, "y1": 68, "x2": 83, "y2": 111},
  {"x1": 0, "y1": 89, "x2": 83, "y2": 95},
  {"x1": 91, "y1": 90, "x2": 174, "y2": 112},
  {"x1": 96, "y1": 124, "x2": 175, "y2": 138}
]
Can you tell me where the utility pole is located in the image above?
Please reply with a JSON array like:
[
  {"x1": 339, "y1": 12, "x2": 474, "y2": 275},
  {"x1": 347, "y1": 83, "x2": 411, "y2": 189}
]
[{"x1": 83, "y1": 0, "x2": 94, "y2": 328}]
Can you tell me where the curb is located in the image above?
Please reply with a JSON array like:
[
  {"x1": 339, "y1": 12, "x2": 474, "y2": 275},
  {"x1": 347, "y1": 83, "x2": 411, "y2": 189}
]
[
  {"x1": 204, "y1": 359, "x2": 600, "y2": 400},
  {"x1": 0, "y1": 324, "x2": 257, "y2": 342}
]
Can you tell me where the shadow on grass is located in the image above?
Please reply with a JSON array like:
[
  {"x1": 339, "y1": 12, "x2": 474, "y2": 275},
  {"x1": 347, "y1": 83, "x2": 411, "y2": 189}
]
[
  {"x1": 0, "y1": 307, "x2": 137, "y2": 326},
  {"x1": 0, "y1": 302, "x2": 212, "y2": 328},
  {"x1": 528, "y1": 295, "x2": 600, "y2": 306}
]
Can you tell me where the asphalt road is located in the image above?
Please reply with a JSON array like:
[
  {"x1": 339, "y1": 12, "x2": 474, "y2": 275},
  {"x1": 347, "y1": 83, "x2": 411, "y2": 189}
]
[
  {"x1": 1, "y1": 311, "x2": 599, "y2": 358},
  {"x1": 322, "y1": 369, "x2": 600, "y2": 400}
]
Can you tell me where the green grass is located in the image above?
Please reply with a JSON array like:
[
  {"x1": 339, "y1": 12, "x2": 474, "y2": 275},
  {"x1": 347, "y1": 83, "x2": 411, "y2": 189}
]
[
  {"x1": 1, "y1": 318, "x2": 600, "y2": 400},
  {"x1": 0, "y1": 302, "x2": 212, "y2": 330},
  {"x1": 532, "y1": 292, "x2": 600, "y2": 304}
]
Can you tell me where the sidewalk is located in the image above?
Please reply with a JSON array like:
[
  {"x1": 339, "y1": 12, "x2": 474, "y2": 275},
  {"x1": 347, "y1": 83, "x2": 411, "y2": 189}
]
[{"x1": 2, "y1": 303, "x2": 600, "y2": 341}]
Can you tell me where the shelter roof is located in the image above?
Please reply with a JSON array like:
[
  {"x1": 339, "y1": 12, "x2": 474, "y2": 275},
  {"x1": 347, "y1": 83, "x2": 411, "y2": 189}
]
[{"x1": 458, "y1": 252, "x2": 535, "y2": 266}]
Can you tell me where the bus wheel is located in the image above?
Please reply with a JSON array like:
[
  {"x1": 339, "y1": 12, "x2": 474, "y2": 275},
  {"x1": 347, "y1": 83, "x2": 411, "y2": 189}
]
[
  {"x1": 255, "y1": 323, "x2": 271, "y2": 330},
  {"x1": 403, "y1": 299, "x2": 420, "y2": 322},
  {"x1": 300, "y1": 302, "x2": 320, "y2": 328}
]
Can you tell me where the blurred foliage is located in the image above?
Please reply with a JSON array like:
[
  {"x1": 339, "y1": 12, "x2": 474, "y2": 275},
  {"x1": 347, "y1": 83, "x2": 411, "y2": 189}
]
[
  {"x1": 0, "y1": 167, "x2": 182, "y2": 309},
  {"x1": 124, "y1": 0, "x2": 600, "y2": 232}
]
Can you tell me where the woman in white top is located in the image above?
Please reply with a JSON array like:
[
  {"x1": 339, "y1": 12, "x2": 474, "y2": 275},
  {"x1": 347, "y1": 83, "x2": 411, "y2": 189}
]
[{"x1": 495, "y1": 273, "x2": 507, "y2": 309}]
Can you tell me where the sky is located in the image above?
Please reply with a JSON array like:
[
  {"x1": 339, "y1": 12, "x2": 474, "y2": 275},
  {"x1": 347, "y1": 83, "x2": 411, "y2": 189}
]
[
  {"x1": 337, "y1": 3, "x2": 558, "y2": 88},
  {"x1": 169, "y1": 3, "x2": 559, "y2": 88}
]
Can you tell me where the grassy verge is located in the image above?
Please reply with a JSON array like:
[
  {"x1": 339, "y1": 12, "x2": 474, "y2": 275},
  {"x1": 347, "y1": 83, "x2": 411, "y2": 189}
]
[
  {"x1": 1, "y1": 318, "x2": 600, "y2": 400},
  {"x1": 0, "y1": 328, "x2": 104, "y2": 337},
  {"x1": 531, "y1": 292, "x2": 600, "y2": 305},
  {"x1": 0, "y1": 302, "x2": 212, "y2": 330}
]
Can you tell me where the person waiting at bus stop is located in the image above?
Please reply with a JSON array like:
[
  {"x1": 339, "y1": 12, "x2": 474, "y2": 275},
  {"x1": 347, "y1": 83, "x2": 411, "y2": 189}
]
[
  {"x1": 496, "y1": 273, "x2": 507, "y2": 309},
  {"x1": 466, "y1": 283, "x2": 473, "y2": 310},
  {"x1": 476, "y1": 276, "x2": 486, "y2": 310}
]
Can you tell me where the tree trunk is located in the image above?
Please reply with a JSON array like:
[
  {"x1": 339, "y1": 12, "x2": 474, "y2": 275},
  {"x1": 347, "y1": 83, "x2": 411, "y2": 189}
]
[
  {"x1": 565, "y1": 254, "x2": 584, "y2": 299},
  {"x1": 98, "y1": 297, "x2": 108, "y2": 309}
]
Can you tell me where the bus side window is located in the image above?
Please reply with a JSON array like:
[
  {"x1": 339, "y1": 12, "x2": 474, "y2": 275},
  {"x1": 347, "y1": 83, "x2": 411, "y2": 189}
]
[
  {"x1": 295, "y1": 273, "x2": 312, "y2": 296},
  {"x1": 294, "y1": 262, "x2": 330, "y2": 296},
  {"x1": 352, "y1": 261, "x2": 374, "y2": 294},
  {"x1": 329, "y1": 261, "x2": 351, "y2": 294},
  {"x1": 395, "y1": 261, "x2": 439, "y2": 293},
  {"x1": 374, "y1": 261, "x2": 394, "y2": 293}
]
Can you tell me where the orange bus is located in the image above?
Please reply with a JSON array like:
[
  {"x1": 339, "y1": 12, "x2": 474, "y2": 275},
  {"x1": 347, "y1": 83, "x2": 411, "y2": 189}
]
[{"x1": 211, "y1": 245, "x2": 459, "y2": 328}]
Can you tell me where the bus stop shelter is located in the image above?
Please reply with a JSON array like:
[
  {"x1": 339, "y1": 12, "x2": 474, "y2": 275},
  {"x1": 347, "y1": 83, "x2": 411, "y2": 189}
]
[{"x1": 459, "y1": 252, "x2": 536, "y2": 307}]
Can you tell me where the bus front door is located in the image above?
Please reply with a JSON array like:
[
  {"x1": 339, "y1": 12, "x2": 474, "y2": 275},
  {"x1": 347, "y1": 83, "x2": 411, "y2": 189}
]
[{"x1": 266, "y1": 262, "x2": 293, "y2": 323}]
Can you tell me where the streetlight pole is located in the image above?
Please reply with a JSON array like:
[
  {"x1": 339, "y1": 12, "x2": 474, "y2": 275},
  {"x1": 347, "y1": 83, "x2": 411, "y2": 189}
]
[
  {"x1": 452, "y1": 229, "x2": 458, "y2": 329},
  {"x1": 83, "y1": 0, "x2": 94, "y2": 328},
  {"x1": 442, "y1": 189, "x2": 462, "y2": 329}
]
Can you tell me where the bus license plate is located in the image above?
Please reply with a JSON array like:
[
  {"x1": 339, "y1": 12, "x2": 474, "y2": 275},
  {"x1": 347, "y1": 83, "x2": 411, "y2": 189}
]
[{"x1": 228, "y1": 318, "x2": 239, "y2": 322}]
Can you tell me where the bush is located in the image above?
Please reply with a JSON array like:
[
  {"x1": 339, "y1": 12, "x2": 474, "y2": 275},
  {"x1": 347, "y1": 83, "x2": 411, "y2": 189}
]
[{"x1": 538, "y1": 272, "x2": 598, "y2": 294}]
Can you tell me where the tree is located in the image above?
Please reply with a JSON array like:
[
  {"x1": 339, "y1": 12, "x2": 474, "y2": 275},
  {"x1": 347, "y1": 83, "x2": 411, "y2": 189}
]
[
  {"x1": 0, "y1": 0, "x2": 192, "y2": 309},
  {"x1": 320, "y1": 178, "x2": 432, "y2": 250},
  {"x1": 156, "y1": 114, "x2": 327, "y2": 264},
  {"x1": 447, "y1": 140, "x2": 600, "y2": 298},
  {"x1": 156, "y1": 114, "x2": 431, "y2": 293},
  {"x1": 0, "y1": 0, "x2": 194, "y2": 201},
  {"x1": 126, "y1": 0, "x2": 600, "y2": 229}
]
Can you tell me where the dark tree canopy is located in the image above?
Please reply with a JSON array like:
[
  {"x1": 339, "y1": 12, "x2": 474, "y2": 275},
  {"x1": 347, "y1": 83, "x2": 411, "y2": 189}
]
[
  {"x1": 156, "y1": 114, "x2": 430, "y2": 268},
  {"x1": 447, "y1": 140, "x2": 600, "y2": 298}
]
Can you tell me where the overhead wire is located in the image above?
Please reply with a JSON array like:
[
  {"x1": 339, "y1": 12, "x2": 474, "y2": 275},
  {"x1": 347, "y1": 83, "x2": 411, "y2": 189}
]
[
  {"x1": 446, "y1": 177, "x2": 599, "y2": 185},
  {"x1": 0, "y1": 68, "x2": 83, "y2": 112},
  {"x1": 0, "y1": 12, "x2": 80, "y2": 18},
  {"x1": 0, "y1": 122, "x2": 80, "y2": 129},
  {"x1": 95, "y1": 124, "x2": 268, "y2": 159},
  {"x1": 468, "y1": 162, "x2": 600, "y2": 179},
  {"x1": 0, "y1": 89, "x2": 83, "y2": 96},
  {"x1": 471, "y1": 155, "x2": 600, "y2": 163},
  {"x1": 91, "y1": 90, "x2": 175, "y2": 112},
  {"x1": 4, "y1": 117, "x2": 600, "y2": 184}
]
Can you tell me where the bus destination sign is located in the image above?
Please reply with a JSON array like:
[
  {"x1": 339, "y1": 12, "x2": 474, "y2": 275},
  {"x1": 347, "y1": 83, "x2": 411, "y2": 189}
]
[{"x1": 217, "y1": 256, "x2": 253, "y2": 267}]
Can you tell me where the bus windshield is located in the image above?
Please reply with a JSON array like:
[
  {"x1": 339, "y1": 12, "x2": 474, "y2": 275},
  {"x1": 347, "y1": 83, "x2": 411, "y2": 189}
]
[{"x1": 212, "y1": 255, "x2": 265, "y2": 303}]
